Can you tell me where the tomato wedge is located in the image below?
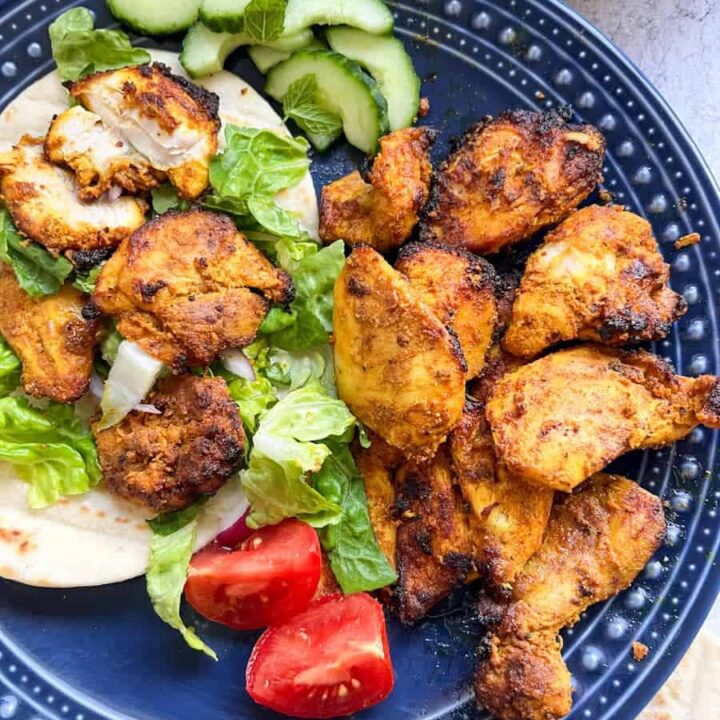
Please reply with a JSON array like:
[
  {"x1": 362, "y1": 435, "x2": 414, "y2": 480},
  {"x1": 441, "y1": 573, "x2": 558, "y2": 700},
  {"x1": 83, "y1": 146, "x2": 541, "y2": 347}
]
[
  {"x1": 246, "y1": 593, "x2": 394, "y2": 718},
  {"x1": 185, "y1": 519, "x2": 321, "y2": 631}
]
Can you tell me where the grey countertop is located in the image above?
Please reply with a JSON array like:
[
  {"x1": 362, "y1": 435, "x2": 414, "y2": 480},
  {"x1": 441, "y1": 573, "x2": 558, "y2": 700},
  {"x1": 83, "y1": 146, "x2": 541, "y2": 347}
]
[
  {"x1": 568, "y1": 0, "x2": 720, "y2": 179},
  {"x1": 569, "y1": 0, "x2": 720, "y2": 636}
]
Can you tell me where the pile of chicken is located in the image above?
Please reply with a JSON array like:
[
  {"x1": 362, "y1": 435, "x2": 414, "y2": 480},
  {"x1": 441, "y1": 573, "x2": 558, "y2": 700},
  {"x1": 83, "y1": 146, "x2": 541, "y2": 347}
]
[
  {"x1": 321, "y1": 110, "x2": 720, "y2": 720},
  {"x1": 0, "y1": 63, "x2": 293, "y2": 512}
]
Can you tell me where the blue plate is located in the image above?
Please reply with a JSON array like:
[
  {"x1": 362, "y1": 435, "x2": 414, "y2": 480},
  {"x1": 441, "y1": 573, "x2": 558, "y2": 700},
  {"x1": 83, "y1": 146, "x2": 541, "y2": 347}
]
[{"x1": 0, "y1": 1, "x2": 719, "y2": 719}]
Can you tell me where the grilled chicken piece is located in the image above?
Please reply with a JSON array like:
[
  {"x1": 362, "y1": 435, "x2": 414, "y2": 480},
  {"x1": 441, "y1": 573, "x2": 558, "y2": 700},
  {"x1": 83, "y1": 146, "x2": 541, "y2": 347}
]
[
  {"x1": 503, "y1": 205, "x2": 687, "y2": 358},
  {"x1": 93, "y1": 209, "x2": 293, "y2": 370},
  {"x1": 487, "y1": 345, "x2": 720, "y2": 492},
  {"x1": 70, "y1": 63, "x2": 220, "y2": 199},
  {"x1": 352, "y1": 432, "x2": 403, "y2": 571},
  {"x1": 396, "y1": 242, "x2": 498, "y2": 379},
  {"x1": 420, "y1": 108, "x2": 606, "y2": 254},
  {"x1": 0, "y1": 265, "x2": 100, "y2": 402},
  {"x1": 394, "y1": 445, "x2": 478, "y2": 623},
  {"x1": 320, "y1": 127, "x2": 435, "y2": 252},
  {"x1": 0, "y1": 137, "x2": 147, "y2": 254},
  {"x1": 449, "y1": 401, "x2": 554, "y2": 590},
  {"x1": 94, "y1": 375, "x2": 245, "y2": 512},
  {"x1": 45, "y1": 106, "x2": 165, "y2": 202},
  {"x1": 333, "y1": 246, "x2": 466, "y2": 461},
  {"x1": 475, "y1": 475, "x2": 666, "y2": 720}
]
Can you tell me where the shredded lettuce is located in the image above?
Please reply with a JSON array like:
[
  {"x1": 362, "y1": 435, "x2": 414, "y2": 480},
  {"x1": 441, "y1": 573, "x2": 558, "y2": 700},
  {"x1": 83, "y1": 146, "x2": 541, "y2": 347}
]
[
  {"x1": 0, "y1": 209, "x2": 73, "y2": 297},
  {"x1": 0, "y1": 397, "x2": 101, "y2": 508},
  {"x1": 0, "y1": 336, "x2": 21, "y2": 397},
  {"x1": 315, "y1": 443, "x2": 397, "y2": 593},
  {"x1": 49, "y1": 8, "x2": 151, "y2": 82},
  {"x1": 242, "y1": 381, "x2": 355, "y2": 528},
  {"x1": 146, "y1": 500, "x2": 217, "y2": 660}
]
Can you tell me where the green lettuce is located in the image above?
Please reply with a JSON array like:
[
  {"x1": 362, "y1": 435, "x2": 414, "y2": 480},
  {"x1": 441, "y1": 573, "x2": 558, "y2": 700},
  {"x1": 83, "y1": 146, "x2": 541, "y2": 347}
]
[
  {"x1": 0, "y1": 337, "x2": 21, "y2": 397},
  {"x1": 315, "y1": 443, "x2": 397, "y2": 593},
  {"x1": 0, "y1": 209, "x2": 73, "y2": 297},
  {"x1": 242, "y1": 380, "x2": 355, "y2": 528},
  {"x1": 151, "y1": 184, "x2": 192, "y2": 215},
  {"x1": 49, "y1": 7, "x2": 151, "y2": 82},
  {"x1": 0, "y1": 397, "x2": 101, "y2": 508},
  {"x1": 72, "y1": 263, "x2": 103, "y2": 294},
  {"x1": 228, "y1": 375, "x2": 277, "y2": 433},
  {"x1": 146, "y1": 500, "x2": 216, "y2": 660}
]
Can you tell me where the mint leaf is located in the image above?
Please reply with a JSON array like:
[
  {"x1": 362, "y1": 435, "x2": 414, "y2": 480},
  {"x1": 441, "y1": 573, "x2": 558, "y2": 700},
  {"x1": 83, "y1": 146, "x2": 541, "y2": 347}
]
[
  {"x1": 283, "y1": 74, "x2": 343, "y2": 137},
  {"x1": 243, "y1": 0, "x2": 286, "y2": 42},
  {"x1": 49, "y1": 8, "x2": 151, "y2": 83}
]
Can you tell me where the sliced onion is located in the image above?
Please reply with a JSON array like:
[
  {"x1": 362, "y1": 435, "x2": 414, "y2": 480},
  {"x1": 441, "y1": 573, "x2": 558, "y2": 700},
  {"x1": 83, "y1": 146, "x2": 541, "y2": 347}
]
[
  {"x1": 135, "y1": 403, "x2": 162, "y2": 415},
  {"x1": 215, "y1": 509, "x2": 252, "y2": 548},
  {"x1": 89, "y1": 371, "x2": 104, "y2": 399},
  {"x1": 220, "y1": 349, "x2": 255, "y2": 381},
  {"x1": 107, "y1": 185, "x2": 122, "y2": 202},
  {"x1": 97, "y1": 340, "x2": 164, "y2": 430}
]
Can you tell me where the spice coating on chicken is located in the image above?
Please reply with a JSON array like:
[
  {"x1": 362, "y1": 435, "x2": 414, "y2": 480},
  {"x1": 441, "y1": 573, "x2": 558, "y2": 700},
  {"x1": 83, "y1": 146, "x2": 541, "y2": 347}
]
[
  {"x1": 475, "y1": 475, "x2": 666, "y2": 720},
  {"x1": 420, "y1": 108, "x2": 606, "y2": 254},
  {"x1": 93, "y1": 375, "x2": 245, "y2": 513},
  {"x1": 70, "y1": 63, "x2": 220, "y2": 199},
  {"x1": 396, "y1": 242, "x2": 498, "y2": 379},
  {"x1": 486, "y1": 345, "x2": 720, "y2": 492},
  {"x1": 92, "y1": 209, "x2": 293, "y2": 370},
  {"x1": 45, "y1": 106, "x2": 166, "y2": 202},
  {"x1": 333, "y1": 245, "x2": 466, "y2": 461},
  {"x1": 0, "y1": 136, "x2": 147, "y2": 254},
  {"x1": 320, "y1": 127, "x2": 435, "y2": 252},
  {"x1": 503, "y1": 205, "x2": 687, "y2": 358},
  {"x1": 0, "y1": 265, "x2": 100, "y2": 403}
]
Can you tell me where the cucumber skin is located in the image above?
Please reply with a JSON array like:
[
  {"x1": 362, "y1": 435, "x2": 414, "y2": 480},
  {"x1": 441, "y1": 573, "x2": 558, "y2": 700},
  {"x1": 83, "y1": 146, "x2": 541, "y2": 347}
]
[
  {"x1": 326, "y1": 28, "x2": 420, "y2": 130},
  {"x1": 283, "y1": 0, "x2": 394, "y2": 35},
  {"x1": 180, "y1": 23, "x2": 243, "y2": 78},
  {"x1": 249, "y1": 38, "x2": 323, "y2": 74},
  {"x1": 107, "y1": 0, "x2": 202, "y2": 35},
  {"x1": 266, "y1": 50, "x2": 389, "y2": 154},
  {"x1": 199, "y1": 0, "x2": 251, "y2": 33}
]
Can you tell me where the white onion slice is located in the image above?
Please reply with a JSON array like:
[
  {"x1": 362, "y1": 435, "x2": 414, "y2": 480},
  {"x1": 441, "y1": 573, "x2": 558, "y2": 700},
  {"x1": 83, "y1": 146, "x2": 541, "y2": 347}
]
[
  {"x1": 135, "y1": 403, "x2": 162, "y2": 415},
  {"x1": 89, "y1": 371, "x2": 104, "y2": 399},
  {"x1": 97, "y1": 340, "x2": 164, "y2": 430},
  {"x1": 107, "y1": 185, "x2": 122, "y2": 202},
  {"x1": 220, "y1": 349, "x2": 255, "y2": 381}
]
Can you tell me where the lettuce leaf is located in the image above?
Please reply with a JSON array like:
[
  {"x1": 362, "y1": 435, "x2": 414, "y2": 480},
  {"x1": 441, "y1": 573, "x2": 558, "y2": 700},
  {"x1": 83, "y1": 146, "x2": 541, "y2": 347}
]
[
  {"x1": 72, "y1": 263, "x2": 104, "y2": 294},
  {"x1": 151, "y1": 184, "x2": 192, "y2": 215},
  {"x1": 0, "y1": 336, "x2": 21, "y2": 397},
  {"x1": 228, "y1": 375, "x2": 277, "y2": 433},
  {"x1": 242, "y1": 381, "x2": 355, "y2": 528},
  {"x1": 0, "y1": 209, "x2": 73, "y2": 297},
  {"x1": 315, "y1": 443, "x2": 397, "y2": 593},
  {"x1": 0, "y1": 397, "x2": 101, "y2": 507},
  {"x1": 146, "y1": 500, "x2": 217, "y2": 660},
  {"x1": 49, "y1": 7, "x2": 151, "y2": 82}
]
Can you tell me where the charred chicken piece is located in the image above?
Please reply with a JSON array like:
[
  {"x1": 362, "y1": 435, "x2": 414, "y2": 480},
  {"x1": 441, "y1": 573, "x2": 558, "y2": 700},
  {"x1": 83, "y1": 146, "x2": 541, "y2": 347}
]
[
  {"x1": 0, "y1": 265, "x2": 100, "y2": 403},
  {"x1": 70, "y1": 63, "x2": 220, "y2": 199},
  {"x1": 320, "y1": 127, "x2": 435, "y2": 252},
  {"x1": 420, "y1": 108, "x2": 606, "y2": 254},
  {"x1": 45, "y1": 106, "x2": 165, "y2": 202},
  {"x1": 475, "y1": 474, "x2": 666, "y2": 720},
  {"x1": 93, "y1": 209, "x2": 293, "y2": 370},
  {"x1": 486, "y1": 345, "x2": 720, "y2": 492},
  {"x1": 333, "y1": 246, "x2": 466, "y2": 461},
  {"x1": 396, "y1": 242, "x2": 498, "y2": 379},
  {"x1": 503, "y1": 205, "x2": 687, "y2": 358},
  {"x1": 94, "y1": 375, "x2": 245, "y2": 513},
  {"x1": 0, "y1": 136, "x2": 147, "y2": 254}
]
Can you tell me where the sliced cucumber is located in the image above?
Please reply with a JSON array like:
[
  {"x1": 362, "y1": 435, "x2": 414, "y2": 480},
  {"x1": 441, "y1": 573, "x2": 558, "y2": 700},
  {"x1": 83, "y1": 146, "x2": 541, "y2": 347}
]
[
  {"x1": 326, "y1": 27, "x2": 420, "y2": 131},
  {"x1": 108, "y1": 0, "x2": 202, "y2": 35},
  {"x1": 199, "y1": 0, "x2": 252, "y2": 33},
  {"x1": 181, "y1": 22, "x2": 312, "y2": 79},
  {"x1": 283, "y1": 0, "x2": 394, "y2": 36},
  {"x1": 266, "y1": 50, "x2": 389, "y2": 154},
  {"x1": 249, "y1": 38, "x2": 323, "y2": 74}
]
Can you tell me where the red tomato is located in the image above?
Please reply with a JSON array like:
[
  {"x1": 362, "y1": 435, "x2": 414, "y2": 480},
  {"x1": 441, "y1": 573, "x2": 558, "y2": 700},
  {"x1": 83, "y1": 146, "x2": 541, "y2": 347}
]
[
  {"x1": 246, "y1": 593, "x2": 394, "y2": 718},
  {"x1": 185, "y1": 519, "x2": 321, "y2": 631}
]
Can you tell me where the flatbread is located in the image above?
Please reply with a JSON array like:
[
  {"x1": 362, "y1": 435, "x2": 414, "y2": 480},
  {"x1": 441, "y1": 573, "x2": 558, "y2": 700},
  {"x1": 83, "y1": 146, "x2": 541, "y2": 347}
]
[{"x1": 0, "y1": 51, "x2": 315, "y2": 587}]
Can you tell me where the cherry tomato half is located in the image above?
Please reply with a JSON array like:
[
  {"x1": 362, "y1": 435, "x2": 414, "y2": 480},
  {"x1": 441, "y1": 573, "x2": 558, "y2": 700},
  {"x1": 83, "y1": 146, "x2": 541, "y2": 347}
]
[
  {"x1": 185, "y1": 518, "x2": 322, "y2": 631},
  {"x1": 246, "y1": 593, "x2": 394, "y2": 718}
]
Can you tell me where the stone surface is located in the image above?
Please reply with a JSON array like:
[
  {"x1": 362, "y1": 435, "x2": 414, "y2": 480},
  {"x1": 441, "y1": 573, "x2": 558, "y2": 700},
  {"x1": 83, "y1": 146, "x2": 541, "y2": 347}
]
[{"x1": 569, "y1": 0, "x2": 720, "y2": 179}]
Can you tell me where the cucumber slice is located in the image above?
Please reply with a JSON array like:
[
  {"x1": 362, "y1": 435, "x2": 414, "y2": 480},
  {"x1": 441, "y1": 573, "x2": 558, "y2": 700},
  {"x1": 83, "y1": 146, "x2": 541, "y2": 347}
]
[
  {"x1": 326, "y1": 27, "x2": 420, "y2": 130},
  {"x1": 199, "y1": 0, "x2": 252, "y2": 33},
  {"x1": 181, "y1": 22, "x2": 312, "y2": 79},
  {"x1": 266, "y1": 50, "x2": 389, "y2": 154},
  {"x1": 283, "y1": 0, "x2": 394, "y2": 35},
  {"x1": 249, "y1": 39, "x2": 323, "y2": 74},
  {"x1": 108, "y1": 0, "x2": 202, "y2": 35}
]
